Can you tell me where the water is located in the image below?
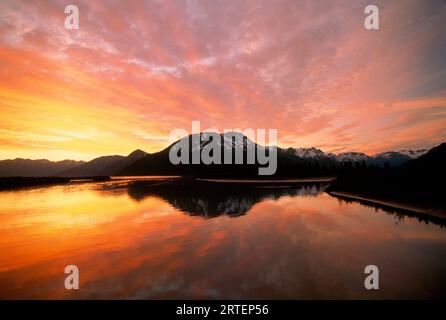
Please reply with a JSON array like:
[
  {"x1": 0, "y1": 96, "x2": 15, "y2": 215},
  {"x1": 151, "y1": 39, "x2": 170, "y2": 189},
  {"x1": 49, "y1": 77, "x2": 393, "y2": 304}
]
[{"x1": 0, "y1": 178, "x2": 445, "y2": 299}]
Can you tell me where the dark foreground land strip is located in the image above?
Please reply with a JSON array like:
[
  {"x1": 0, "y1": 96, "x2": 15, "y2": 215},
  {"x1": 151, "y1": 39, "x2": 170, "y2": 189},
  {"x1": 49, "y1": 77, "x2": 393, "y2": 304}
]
[
  {"x1": 0, "y1": 176, "x2": 111, "y2": 191},
  {"x1": 328, "y1": 191, "x2": 446, "y2": 226}
]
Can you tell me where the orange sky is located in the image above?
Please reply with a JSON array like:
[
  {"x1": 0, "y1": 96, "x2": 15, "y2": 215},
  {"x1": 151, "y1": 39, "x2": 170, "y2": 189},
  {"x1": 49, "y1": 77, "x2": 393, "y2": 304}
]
[{"x1": 0, "y1": 0, "x2": 445, "y2": 161}]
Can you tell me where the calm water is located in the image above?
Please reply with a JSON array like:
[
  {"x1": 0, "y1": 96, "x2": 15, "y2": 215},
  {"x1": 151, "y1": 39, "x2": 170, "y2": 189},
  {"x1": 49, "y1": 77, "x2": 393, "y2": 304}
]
[{"x1": 0, "y1": 178, "x2": 445, "y2": 299}]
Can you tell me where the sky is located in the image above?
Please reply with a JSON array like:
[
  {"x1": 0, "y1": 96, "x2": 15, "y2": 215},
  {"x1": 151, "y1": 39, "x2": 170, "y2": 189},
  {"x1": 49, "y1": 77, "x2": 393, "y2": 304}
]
[{"x1": 0, "y1": 0, "x2": 445, "y2": 161}]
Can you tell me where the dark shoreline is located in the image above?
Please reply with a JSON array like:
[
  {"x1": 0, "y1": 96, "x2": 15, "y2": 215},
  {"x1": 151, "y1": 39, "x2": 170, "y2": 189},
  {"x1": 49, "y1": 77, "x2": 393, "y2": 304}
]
[
  {"x1": 327, "y1": 191, "x2": 446, "y2": 228},
  {"x1": 0, "y1": 176, "x2": 111, "y2": 191},
  {"x1": 328, "y1": 190, "x2": 446, "y2": 219},
  {"x1": 0, "y1": 176, "x2": 336, "y2": 191}
]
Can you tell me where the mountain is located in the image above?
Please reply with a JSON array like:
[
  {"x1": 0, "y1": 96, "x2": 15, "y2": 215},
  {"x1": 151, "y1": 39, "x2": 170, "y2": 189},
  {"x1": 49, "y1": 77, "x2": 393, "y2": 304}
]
[
  {"x1": 97, "y1": 149, "x2": 148, "y2": 176},
  {"x1": 118, "y1": 133, "x2": 436, "y2": 176},
  {"x1": 119, "y1": 132, "x2": 315, "y2": 177},
  {"x1": 119, "y1": 133, "x2": 253, "y2": 176},
  {"x1": 370, "y1": 151, "x2": 410, "y2": 167},
  {"x1": 368, "y1": 149, "x2": 427, "y2": 167},
  {"x1": 0, "y1": 158, "x2": 84, "y2": 177},
  {"x1": 55, "y1": 149, "x2": 148, "y2": 177},
  {"x1": 398, "y1": 143, "x2": 445, "y2": 176},
  {"x1": 395, "y1": 149, "x2": 428, "y2": 159},
  {"x1": 336, "y1": 152, "x2": 370, "y2": 163},
  {"x1": 55, "y1": 155, "x2": 124, "y2": 177},
  {"x1": 287, "y1": 147, "x2": 427, "y2": 167},
  {"x1": 327, "y1": 142, "x2": 446, "y2": 208},
  {"x1": 0, "y1": 132, "x2": 435, "y2": 178},
  {"x1": 287, "y1": 147, "x2": 331, "y2": 160}
]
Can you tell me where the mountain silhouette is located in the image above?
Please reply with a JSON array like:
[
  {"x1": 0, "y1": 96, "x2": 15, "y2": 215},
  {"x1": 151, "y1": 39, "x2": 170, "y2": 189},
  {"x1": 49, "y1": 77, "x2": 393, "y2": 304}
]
[
  {"x1": 398, "y1": 142, "x2": 445, "y2": 176},
  {"x1": 288, "y1": 147, "x2": 427, "y2": 167},
  {"x1": 118, "y1": 133, "x2": 432, "y2": 177},
  {"x1": 0, "y1": 132, "x2": 439, "y2": 178},
  {"x1": 0, "y1": 158, "x2": 84, "y2": 177},
  {"x1": 55, "y1": 149, "x2": 148, "y2": 177},
  {"x1": 118, "y1": 132, "x2": 313, "y2": 177},
  {"x1": 328, "y1": 142, "x2": 446, "y2": 208}
]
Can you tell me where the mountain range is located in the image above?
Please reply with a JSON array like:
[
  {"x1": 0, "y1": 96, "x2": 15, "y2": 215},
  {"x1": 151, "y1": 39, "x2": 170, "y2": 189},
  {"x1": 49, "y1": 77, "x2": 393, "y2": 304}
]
[
  {"x1": 0, "y1": 158, "x2": 85, "y2": 177},
  {"x1": 55, "y1": 149, "x2": 147, "y2": 177},
  {"x1": 327, "y1": 142, "x2": 446, "y2": 208},
  {"x1": 287, "y1": 147, "x2": 427, "y2": 167},
  {"x1": 0, "y1": 132, "x2": 436, "y2": 177}
]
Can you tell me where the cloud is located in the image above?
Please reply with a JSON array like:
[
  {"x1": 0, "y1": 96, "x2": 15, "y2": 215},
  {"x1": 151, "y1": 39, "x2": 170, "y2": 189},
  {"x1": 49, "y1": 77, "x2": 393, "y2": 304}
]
[{"x1": 0, "y1": 0, "x2": 445, "y2": 160}]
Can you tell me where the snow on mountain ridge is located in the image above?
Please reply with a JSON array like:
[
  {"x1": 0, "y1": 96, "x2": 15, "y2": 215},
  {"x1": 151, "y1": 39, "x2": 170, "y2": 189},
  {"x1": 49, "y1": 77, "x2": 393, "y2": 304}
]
[
  {"x1": 289, "y1": 146, "x2": 426, "y2": 161},
  {"x1": 394, "y1": 149, "x2": 428, "y2": 159},
  {"x1": 335, "y1": 152, "x2": 370, "y2": 163},
  {"x1": 174, "y1": 132, "x2": 428, "y2": 166},
  {"x1": 288, "y1": 146, "x2": 427, "y2": 166},
  {"x1": 289, "y1": 147, "x2": 327, "y2": 159}
]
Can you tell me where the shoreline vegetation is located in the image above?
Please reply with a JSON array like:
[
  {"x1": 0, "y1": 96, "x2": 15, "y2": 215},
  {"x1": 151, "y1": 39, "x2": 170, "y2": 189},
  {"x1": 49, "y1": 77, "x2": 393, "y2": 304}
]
[{"x1": 328, "y1": 191, "x2": 446, "y2": 219}]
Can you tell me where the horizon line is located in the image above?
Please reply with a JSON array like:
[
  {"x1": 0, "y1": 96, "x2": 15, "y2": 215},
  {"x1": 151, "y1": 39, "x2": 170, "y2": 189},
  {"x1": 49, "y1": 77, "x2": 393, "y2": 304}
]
[{"x1": 0, "y1": 135, "x2": 440, "y2": 163}]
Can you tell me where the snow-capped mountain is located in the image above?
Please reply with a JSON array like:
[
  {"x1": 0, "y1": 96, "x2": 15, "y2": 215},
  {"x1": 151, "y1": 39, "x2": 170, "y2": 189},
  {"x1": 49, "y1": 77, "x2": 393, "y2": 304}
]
[
  {"x1": 167, "y1": 132, "x2": 429, "y2": 170},
  {"x1": 218, "y1": 132, "x2": 263, "y2": 151},
  {"x1": 369, "y1": 152, "x2": 409, "y2": 167},
  {"x1": 395, "y1": 149, "x2": 428, "y2": 159},
  {"x1": 187, "y1": 132, "x2": 263, "y2": 153},
  {"x1": 288, "y1": 146, "x2": 427, "y2": 167},
  {"x1": 370, "y1": 149, "x2": 427, "y2": 167},
  {"x1": 287, "y1": 147, "x2": 329, "y2": 160},
  {"x1": 335, "y1": 152, "x2": 370, "y2": 163}
]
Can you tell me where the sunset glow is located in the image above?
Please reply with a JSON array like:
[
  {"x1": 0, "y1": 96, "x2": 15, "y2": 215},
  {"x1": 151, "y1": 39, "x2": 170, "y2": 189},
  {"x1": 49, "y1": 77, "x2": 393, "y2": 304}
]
[{"x1": 1, "y1": 0, "x2": 445, "y2": 161}]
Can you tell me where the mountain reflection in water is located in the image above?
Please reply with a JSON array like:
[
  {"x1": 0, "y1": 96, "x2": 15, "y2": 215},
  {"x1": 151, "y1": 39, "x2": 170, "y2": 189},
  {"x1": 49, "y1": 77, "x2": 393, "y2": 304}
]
[
  {"x1": 96, "y1": 179, "x2": 446, "y2": 227},
  {"x1": 125, "y1": 180, "x2": 328, "y2": 217}
]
